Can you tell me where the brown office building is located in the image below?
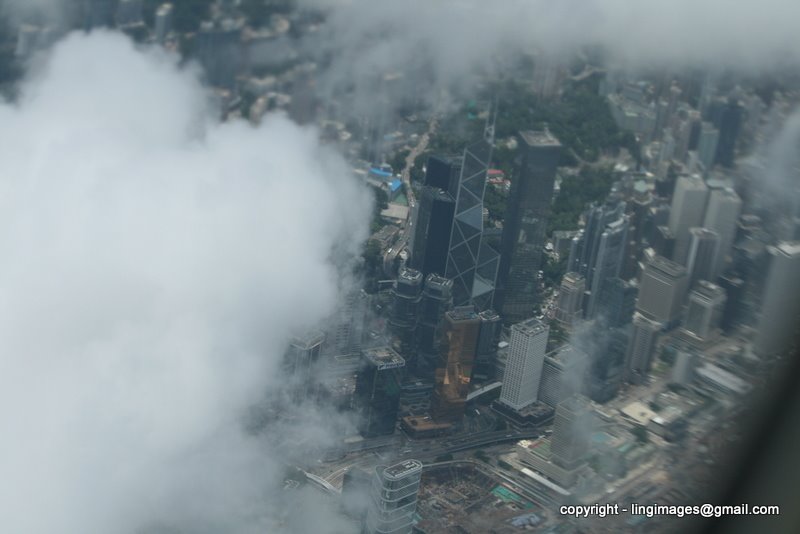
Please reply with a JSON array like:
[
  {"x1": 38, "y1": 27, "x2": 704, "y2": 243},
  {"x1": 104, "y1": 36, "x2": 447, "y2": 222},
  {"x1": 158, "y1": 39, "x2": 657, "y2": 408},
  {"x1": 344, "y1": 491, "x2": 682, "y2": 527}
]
[{"x1": 430, "y1": 306, "x2": 481, "y2": 423}]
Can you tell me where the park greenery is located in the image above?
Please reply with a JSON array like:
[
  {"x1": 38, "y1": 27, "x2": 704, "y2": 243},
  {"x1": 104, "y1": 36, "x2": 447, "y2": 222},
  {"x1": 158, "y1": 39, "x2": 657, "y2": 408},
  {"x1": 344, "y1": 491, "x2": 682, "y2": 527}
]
[{"x1": 547, "y1": 166, "x2": 616, "y2": 235}]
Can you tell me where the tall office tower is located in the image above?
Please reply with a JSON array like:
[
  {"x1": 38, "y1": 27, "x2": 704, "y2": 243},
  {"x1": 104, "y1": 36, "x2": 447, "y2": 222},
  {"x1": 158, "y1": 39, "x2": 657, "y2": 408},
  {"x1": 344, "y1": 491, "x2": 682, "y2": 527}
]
[
  {"x1": 354, "y1": 347, "x2": 405, "y2": 438},
  {"x1": 597, "y1": 277, "x2": 638, "y2": 328},
  {"x1": 703, "y1": 186, "x2": 742, "y2": 278},
  {"x1": 555, "y1": 272, "x2": 586, "y2": 325},
  {"x1": 430, "y1": 307, "x2": 481, "y2": 423},
  {"x1": 697, "y1": 122, "x2": 720, "y2": 173},
  {"x1": 538, "y1": 345, "x2": 589, "y2": 408},
  {"x1": 414, "y1": 274, "x2": 453, "y2": 379},
  {"x1": 194, "y1": 19, "x2": 243, "y2": 90},
  {"x1": 711, "y1": 97, "x2": 744, "y2": 168},
  {"x1": 284, "y1": 331, "x2": 325, "y2": 400},
  {"x1": 586, "y1": 326, "x2": 629, "y2": 403},
  {"x1": 409, "y1": 156, "x2": 459, "y2": 277},
  {"x1": 324, "y1": 289, "x2": 368, "y2": 358},
  {"x1": 550, "y1": 396, "x2": 593, "y2": 469},
  {"x1": 444, "y1": 138, "x2": 499, "y2": 309},
  {"x1": 568, "y1": 199, "x2": 628, "y2": 315},
  {"x1": 411, "y1": 142, "x2": 499, "y2": 311},
  {"x1": 625, "y1": 312, "x2": 662, "y2": 384},
  {"x1": 681, "y1": 281, "x2": 726, "y2": 342},
  {"x1": 718, "y1": 273, "x2": 745, "y2": 333},
  {"x1": 499, "y1": 318, "x2": 550, "y2": 410},
  {"x1": 636, "y1": 255, "x2": 689, "y2": 328},
  {"x1": 532, "y1": 53, "x2": 564, "y2": 99},
  {"x1": 389, "y1": 268, "x2": 423, "y2": 353},
  {"x1": 668, "y1": 175, "x2": 709, "y2": 264},
  {"x1": 652, "y1": 226, "x2": 675, "y2": 259},
  {"x1": 474, "y1": 309, "x2": 502, "y2": 379},
  {"x1": 154, "y1": 3, "x2": 173, "y2": 44},
  {"x1": 342, "y1": 467, "x2": 372, "y2": 521},
  {"x1": 497, "y1": 130, "x2": 562, "y2": 323},
  {"x1": 755, "y1": 242, "x2": 800, "y2": 356},
  {"x1": 586, "y1": 216, "x2": 630, "y2": 317},
  {"x1": 685, "y1": 227, "x2": 720, "y2": 286},
  {"x1": 364, "y1": 460, "x2": 422, "y2": 534},
  {"x1": 115, "y1": 0, "x2": 142, "y2": 26}
]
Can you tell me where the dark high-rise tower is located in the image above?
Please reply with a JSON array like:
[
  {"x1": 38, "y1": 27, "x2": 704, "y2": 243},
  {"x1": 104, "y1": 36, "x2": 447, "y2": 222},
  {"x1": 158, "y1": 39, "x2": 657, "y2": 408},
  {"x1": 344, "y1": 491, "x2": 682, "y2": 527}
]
[
  {"x1": 413, "y1": 274, "x2": 453, "y2": 379},
  {"x1": 410, "y1": 143, "x2": 499, "y2": 311},
  {"x1": 410, "y1": 156, "x2": 460, "y2": 277},
  {"x1": 444, "y1": 139, "x2": 500, "y2": 309},
  {"x1": 497, "y1": 130, "x2": 562, "y2": 323},
  {"x1": 389, "y1": 267, "x2": 423, "y2": 353},
  {"x1": 354, "y1": 347, "x2": 405, "y2": 438},
  {"x1": 711, "y1": 97, "x2": 743, "y2": 168}
]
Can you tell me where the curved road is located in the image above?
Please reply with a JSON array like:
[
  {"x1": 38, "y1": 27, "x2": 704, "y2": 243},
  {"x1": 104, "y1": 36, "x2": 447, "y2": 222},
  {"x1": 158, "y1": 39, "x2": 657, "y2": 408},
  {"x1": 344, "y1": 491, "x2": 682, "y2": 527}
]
[{"x1": 382, "y1": 118, "x2": 438, "y2": 276}]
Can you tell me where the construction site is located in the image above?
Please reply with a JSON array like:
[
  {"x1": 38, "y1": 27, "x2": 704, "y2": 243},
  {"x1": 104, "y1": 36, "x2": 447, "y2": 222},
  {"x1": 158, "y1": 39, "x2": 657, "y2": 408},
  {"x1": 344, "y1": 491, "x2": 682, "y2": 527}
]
[{"x1": 415, "y1": 463, "x2": 556, "y2": 533}]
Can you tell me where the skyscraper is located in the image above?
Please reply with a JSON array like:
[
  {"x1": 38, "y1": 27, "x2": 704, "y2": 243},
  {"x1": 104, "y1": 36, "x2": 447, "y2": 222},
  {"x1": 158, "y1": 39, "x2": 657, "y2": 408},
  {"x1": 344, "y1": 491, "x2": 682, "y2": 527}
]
[
  {"x1": 568, "y1": 197, "x2": 630, "y2": 316},
  {"x1": 284, "y1": 331, "x2": 325, "y2": 400},
  {"x1": 681, "y1": 281, "x2": 726, "y2": 343},
  {"x1": 414, "y1": 274, "x2": 453, "y2": 379},
  {"x1": 410, "y1": 156, "x2": 459, "y2": 277},
  {"x1": 696, "y1": 122, "x2": 719, "y2": 173},
  {"x1": 755, "y1": 242, "x2": 800, "y2": 356},
  {"x1": 596, "y1": 277, "x2": 638, "y2": 328},
  {"x1": 703, "y1": 186, "x2": 742, "y2": 278},
  {"x1": 499, "y1": 318, "x2": 550, "y2": 410},
  {"x1": 625, "y1": 312, "x2": 662, "y2": 384},
  {"x1": 474, "y1": 309, "x2": 502, "y2": 379},
  {"x1": 668, "y1": 175, "x2": 709, "y2": 264},
  {"x1": 364, "y1": 460, "x2": 422, "y2": 534},
  {"x1": 586, "y1": 216, "x2": 630, "y2": 317},
  {"x1": 410, "y1": 142, "x2": 499, "y2": 311},
  {"x1": 497, "y1": 130, "x2": 562, "y2": 323},
  {"x1": 685, "y1": 227, "x2": 720, "y2": 286},
  {"x1": 586, "y1": 325, "x2": 629, "y2": 403},
  {"x1": 194, "y1": 19, "x2": 243, "y2": 90},
  {"x1": 636, "y1": 255, "x2": 689, "y2": 328},
  {"x1": 389, "y1": 267, "x2": 423, "y2": 353},
  {"x1": 555, "y1": 272, "x2": 586, "y2": 325},
  {"x1": 550, "y1": 396, "x2": 593, "y2": 470},
  {"x1": 154, "y1": 3, "x2": 173, "y2": 44},
  {"x1": 444, "y1": 139, "x2": 500, "y2": 309},
  {"x1": 711, "y1": 97, "x2": 743, "y2": 168},
  {"x1": 354, "y1": 347, "x2": 405, "y2": 438},
  {"x1": 430, "y1": 306, "x2": 481, "y2": 423},
  {"x1": 538, "y1": 345, "x2": 589, "y2": 408}
]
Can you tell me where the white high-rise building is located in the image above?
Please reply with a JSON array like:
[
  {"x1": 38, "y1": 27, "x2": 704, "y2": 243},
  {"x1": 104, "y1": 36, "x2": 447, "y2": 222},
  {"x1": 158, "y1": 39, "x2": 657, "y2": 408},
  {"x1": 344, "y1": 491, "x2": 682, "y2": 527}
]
[
  {"x1": 669, "y1": 175, "x2": 709, "y2": 264},
  {"x1": 500, "y1": 318, "x2": 550, "y2": 410},
  {"x1": 703, "y1": 186, "x2": 742, "y2": 278},
  {"x1": 755, "y1": 242, "x2": 800, "y2": 356},
  {"x1": 364, "y1": 460, "x2": 422, "y2": 534}
]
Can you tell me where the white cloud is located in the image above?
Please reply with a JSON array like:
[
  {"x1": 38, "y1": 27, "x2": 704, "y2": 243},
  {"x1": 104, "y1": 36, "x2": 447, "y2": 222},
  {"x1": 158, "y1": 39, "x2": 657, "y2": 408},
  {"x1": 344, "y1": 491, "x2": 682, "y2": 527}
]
[{"x1": 0, "y1": 31, "x2": 370, "y2": 533}]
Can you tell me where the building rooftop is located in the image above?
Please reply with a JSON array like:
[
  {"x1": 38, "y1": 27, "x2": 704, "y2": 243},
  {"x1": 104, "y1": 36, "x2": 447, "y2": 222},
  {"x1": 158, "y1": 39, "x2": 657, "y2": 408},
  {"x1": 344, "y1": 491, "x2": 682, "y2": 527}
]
[
  {"x1": 695, "y1": 363, "x2": 751, "y2": 395},
  {"x1": 362, "y1": 346, "x2": 406, "y2": 370},
  {"x1": 512, "y1": 317, "x2": 549, "y2": 337},
  {"x1": 290, "y1": 331, "x2": 325, "y2": 350},
  {"x1": 383, "y1": 459, "x2": 423, "y2": 480},
  {"x1": 772, "y1": 241, "x2": 800, "y2": 258},
  {"x1": 447, "y1": 306, "x2": 480, "y2": 322},
  {"x1": 518, "y1": 129, "x2": 562, "y2": 148},
  {"x1": 647, "y1": 255, "x2": 687, "y2": 278},
  {"x1": 545, "y1": 344, "x2": 588, "y2": 366}
]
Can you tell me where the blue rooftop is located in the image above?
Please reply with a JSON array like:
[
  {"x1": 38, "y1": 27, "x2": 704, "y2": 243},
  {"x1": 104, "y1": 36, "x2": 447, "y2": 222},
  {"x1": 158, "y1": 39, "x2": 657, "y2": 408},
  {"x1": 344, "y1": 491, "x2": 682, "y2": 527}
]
[{"x1": 390, "y1": 179, "x2": 402, "y2": 192}]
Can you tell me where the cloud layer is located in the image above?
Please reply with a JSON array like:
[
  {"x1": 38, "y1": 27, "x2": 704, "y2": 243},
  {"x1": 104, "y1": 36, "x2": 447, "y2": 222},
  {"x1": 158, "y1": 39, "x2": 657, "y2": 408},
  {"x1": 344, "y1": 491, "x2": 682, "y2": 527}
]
[{"x1": 0, "y1": 31, "x2": 369, "y2": 533}]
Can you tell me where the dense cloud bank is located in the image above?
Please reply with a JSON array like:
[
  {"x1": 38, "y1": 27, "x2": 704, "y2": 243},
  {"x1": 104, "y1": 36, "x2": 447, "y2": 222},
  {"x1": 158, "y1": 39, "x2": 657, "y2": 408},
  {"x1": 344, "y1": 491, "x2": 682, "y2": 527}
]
[{"x1": 0, "y1": 32, "x2": 370, "y2": 533}]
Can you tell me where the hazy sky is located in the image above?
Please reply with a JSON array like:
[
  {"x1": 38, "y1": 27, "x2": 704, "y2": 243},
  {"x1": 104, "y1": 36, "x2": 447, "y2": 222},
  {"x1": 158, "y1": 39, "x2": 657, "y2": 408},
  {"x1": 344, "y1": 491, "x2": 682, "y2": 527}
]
[{"x1": 0, "y1": 31, "x2": 369, "y2": 533}]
